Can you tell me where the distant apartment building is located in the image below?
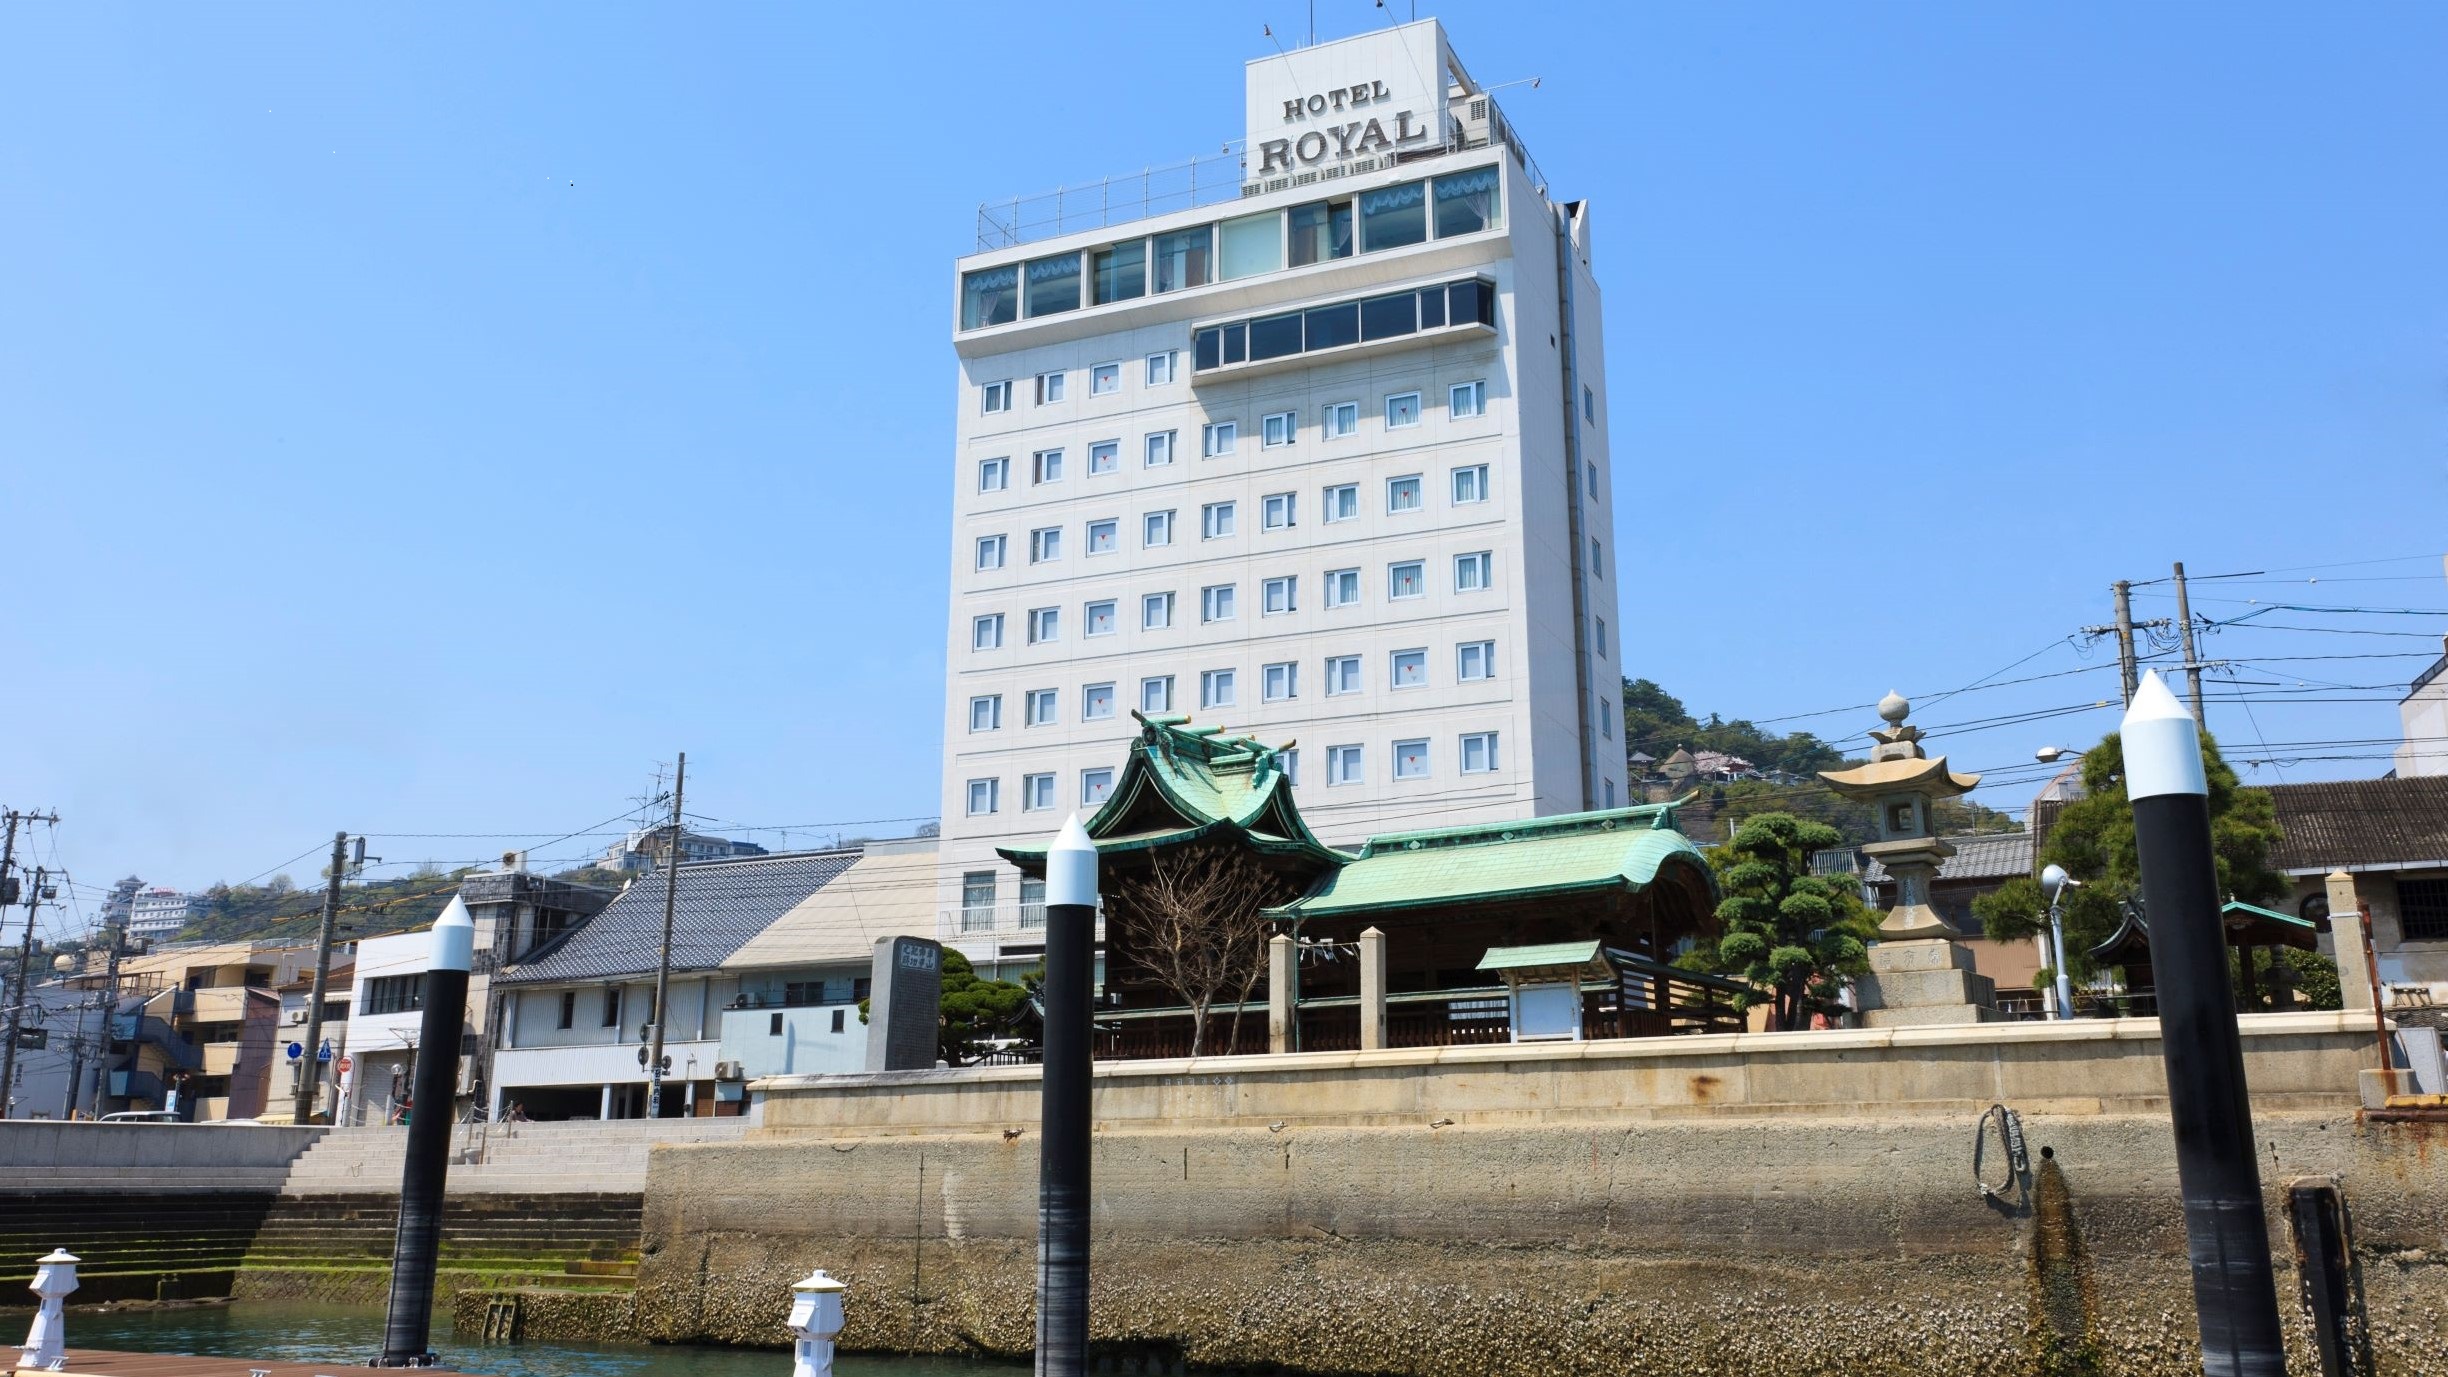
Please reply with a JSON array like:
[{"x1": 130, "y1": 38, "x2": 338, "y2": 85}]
[
  {"x1": 113, "y1": 940, "x2": 320, "y2": 1120},
  {"x1": 941, "y1": 20, "x2": 1625, "y2": 951},
  {"x1": 2402, "y1": 640, "x2": 2446, "y2": 778},
  {"x1": 598, "y1": 829, "x2": 771, "y2": 873},
  {"x1": 126, "y1": 887, "x2": 205, "y2": 943}
]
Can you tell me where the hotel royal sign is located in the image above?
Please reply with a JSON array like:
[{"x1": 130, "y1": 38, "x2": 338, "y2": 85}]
[{"x1": 1244, "y1": 20, "x2": 1454, "y2": 179}]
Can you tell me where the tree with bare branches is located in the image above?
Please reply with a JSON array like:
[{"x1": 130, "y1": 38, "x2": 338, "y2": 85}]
[{"x1": 1107, "y1": 847, "x2": 1284, "y2": 1057}]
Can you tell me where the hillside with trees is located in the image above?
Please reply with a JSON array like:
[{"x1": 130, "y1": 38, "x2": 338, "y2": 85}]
[{"x1": 172, "y1": 865, "x2": 631, "y2": 946}]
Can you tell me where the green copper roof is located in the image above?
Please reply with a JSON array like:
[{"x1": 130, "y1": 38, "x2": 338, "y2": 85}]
[
  {"x1": 1477, "y1": 941, "x2": 1607, "y2": 973},
  {"x1": 1001, "y1": 713, "x2": 1349, "y2": 870},
  {"x1": 1270, "y1": 800, "x2": 1714, "y2": 920}
]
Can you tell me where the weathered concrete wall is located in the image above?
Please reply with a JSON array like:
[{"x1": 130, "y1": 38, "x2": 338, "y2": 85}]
[
  {"x1": 0, "y1": 1120, "x2": 323, "y2": 1187},
  {"x1": 752, "y1": 1012, "x2": 2374, "y2": 1136},
  {"x1": 639, "y1": 1017, "x2": 2447, "y2": 1377}
]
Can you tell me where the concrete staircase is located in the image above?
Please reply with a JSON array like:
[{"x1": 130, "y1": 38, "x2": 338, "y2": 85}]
[{"x1": 279, "y1": 1117, "x2": 752, "y2": 1196}]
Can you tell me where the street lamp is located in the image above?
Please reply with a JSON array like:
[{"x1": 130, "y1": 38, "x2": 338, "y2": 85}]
[
  {"x1": 2035, "y1": 745, "x2": 2077, "y2": 764},
  {"x1": 2041, "y1": 864, "x2": 2080, "y2": 1020}
]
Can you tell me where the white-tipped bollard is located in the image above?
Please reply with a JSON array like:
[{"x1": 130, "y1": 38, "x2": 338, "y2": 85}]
[
  {"x1": 20, "y1": 1248, "x2": 78, "y2": 1372},
  {"x1": 787, "y1": 1269, "x2": 847, "y2": 1377}
]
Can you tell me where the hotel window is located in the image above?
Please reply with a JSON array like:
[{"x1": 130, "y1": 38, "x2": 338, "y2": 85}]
[
  {"x1": 975, "y1": 534, "x2": 1006, "y2": 571},
  {"x1": 1029, "y1": 526, "x2": 1062, "y2": 563},
  {"x1": 1201, "y1": 501, "x2": 1237, "y2": 539},
  {"x1": 1452, "y1": 464, "x2": 1489, "y2": 505},
  {"x1": 1324, "y1": 568, "x2": 1361, "y2": 607},
  {"x1": 1200, "y1": 668, "x2": 1237, "y2": 709},
  {"x1": 1262, "y1": 411, "x2": 1296, "y2": 448},
  {"x1": 1142, "y1": 592, "x2": 1175, "y2": 629},
  {"x1": 978, "y1": 457, "x2": 1009, "y2": 493},
  {"x1": 1034, "y1": 371, "x2": 1067, "y2": 405},
  {"x1": 1200, "y1": 583, "x2": 1237, "y2": 622},
  {"x1": 966, "y1": 778, "x2": 1000, "y2": 816},
  {"x1": 1083, "y1": 682, "x2": 1115, "y2": 720},
  {"x1": 1152, "y1": 226, "x2": 1212, "y2": 293},
  {"x1": 1025, "y1": 688, "x2": 1057, "y2": 727},
  {"x1": 1583, "y1": 383, "x2": 1596, "y2": 423},
  {"x1": 1024, "y1": 253, "x2": 1081, "y2": 318},
  {"x1": 1143, "y1": 509, "x2": 1175, "y2": 547},
  {"x1": 1323, "y1": 401, "x2": 1359, "y2": 439},
  {"x1": 1385, "y1": 392, "x2": 1422, "y2": 429},
  {"x1": 1288, "y1": 197, "x2": 1355, "y2": 266},
  {"x1": 1086, "y1": 519, "x2": 1118, "y2": 555},
  {"x1": 1263, "y1": 661, "x2": 1298, "y2": 701},
  {"x1": 1032, "y1": 449, "x2": 1063, "y2": 484},
  {"x1": 1393, "y1": 739, "x2": 1430, "y2": 780},
  {"x1": 1326, "y1": 744, "x2": 1365, "y2": 785},
  {"x1": 961, "y1": 871, "x2": 996, "y2": 925},
  {"x1": 1594, "y1": 617, "x2": 1608, "y2": 657},
  {"x1": 1027, "y1": 606, "x2": 1060, "y2": 643},
  {"x1": 557, "y1": 991, "x2": 575, "y2": 1029},
  {"x1": 1144, "y1": 430, "x2": 1176, "y2": 467},
  {"x1": 1084, "y1": 599, "x2": 1116, "y2": 636},
  {"x1": 961, "y1": 266, "x2": 1019, "y2": 330},
  {"x1": 1589, "y1": 537, "x2": 1604, "y2": 579},
  {"x1": 1022, "y1": 773, "x2": 1056, "y2": 812},
  {"x1": 1146, "y1": 351, "x2": 1178, "y2": 386},
  {"x1": 1202, "y1": 421, "x2": 1237, "y2": 457},
  {"x1": 1322, "y1": 484, "x2": 1359, "y2": 523},
  {"x1": 1458, "y1": 640, "x2": 1496, "y2": 681},
  {"x1": 1081, "y1": 768, "x2": 1116, "y2": 806},
  {"x1": 1432, "y1": 168, "x2": 1504, "y2": 237},
  {"x1": 1279, "y1": 748, "x2": 1300, "y2": 785},
  {"x1": 602, "y1": 987, "x2": 622, "y2": 1028},
  {"x1": 1219, "y1": 210, "x2": 1284, "y2": 280},
  {"x1": 1089, "y1": 440, "x2": 1119, "y2": 475},
  {"x1": 968, "y1": 695, "x2": 1002, "y2": 733},
  {"x1": 1586, "y1": 461, "x2": 1599, "y2": 499},
  {"x1": 1140, "y1": 676, "x2": 1175, "y2": 713},
  {"x1": 1388, "y1": 561, "x2": 1426, "y2": 600},
  {"x1": 1325, "y1": 655, "x2": 1362, "y2": 696},
  {"x1": 1358, "y1": 180, "x2": 1427, "y2": 253},
  {"x1": 1262, "y1": 576, "x2": 1297, "y2": 615},
  {"x1": 1094, "y1": 242, "x2": 1146, "y2": 306},
  {"x1": 1460, "y1": 732, "x2": 1500, "y2": 774},
  {"x1": 1387, "y1": 476, "x2": 1422, "y2": 514},
  {"x1": 972, "y1": 613, "x2": 1004, "y2": 650},
  {"x1": 1598, "y1": 695, "x2": 1615, "y2": 739},
  {"x1": 1450, "y1": 380, "x2": 1486, "y2": 418},
  {"x1": 1261, "y1": 492, "x2": 1296, "y2": 530},
  {"x1": 1604, "y1": 779, "x2": 1618, "y2": 808},
  {"x1": 1455, "y1": 551, "x2": 1493, "y2": 592},
  {"x1": 1390, "y1": 648, "x2": 1427, "y2": 689},
  {"x1": 982, "y1": 380, "x2": 1012, "y2": 414}
]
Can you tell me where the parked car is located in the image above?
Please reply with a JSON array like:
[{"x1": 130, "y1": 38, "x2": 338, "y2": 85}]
[{"x1": 96, "y1": 1110, "x2": 180, "y2": 1124}]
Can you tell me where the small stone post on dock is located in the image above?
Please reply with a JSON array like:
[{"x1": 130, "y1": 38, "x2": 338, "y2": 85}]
[
  {"x1": 18, "y1": 1248, "x2": 78, "y2": 1371},
  {"x1": 786, "y1": 1269, "x2": 847, "y2": 1377}
]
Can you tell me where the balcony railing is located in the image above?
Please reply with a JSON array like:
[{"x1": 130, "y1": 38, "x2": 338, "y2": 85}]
[{"x1": 948, "y1": 902, "x2": 1104, "y2": 939}]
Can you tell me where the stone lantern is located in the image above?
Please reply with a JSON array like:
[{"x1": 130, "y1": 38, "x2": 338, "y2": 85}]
[
  {"x1": 786, "y1": 1268, "x2": 847, "y2": 1377},
  {"x1": 1819, "y1": 693, "x2": 2000, "y2": 1025},
  {"x1": 19, "y1": 1248, "x2": 78, "y2": 1372}
]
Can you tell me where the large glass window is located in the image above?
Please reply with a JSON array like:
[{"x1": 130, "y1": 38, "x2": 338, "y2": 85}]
[
  {"x1": 1358, "y1": 181, "x2": 1427, "y2": 253},
  {"x1": 1152, "y1": 227, "x2": 1212, "y2": 293},
  {"x1": 1432, "y1": 168, "x2": 1503, "y2": 238},
  {"x1": 1360, "y1": 291, "x2": 1417, "y2": 341},
  {"x1": 1288, "y1": 199, "x2": 1354, "y2": 266},
  {"x1": 1219, "y1": 212, "x2": 1284, "y2": 281},
  {"x1": 1304, "y1": 301, "x2": 1360, "y2": 351},
  {"x1": 1192, "y1": 278, "x2": 1493, "y2": 373},
  {"x1": 1248, "y1": 312, "x2": 1302, "y2": 362},
  {"x1": 1449, "y1": 278, "x2": 1494, "y2": 327},
  {"x1": 1093, "y1": 240, "x2": 1147, "y2": 305},
  {"x1": 961, "y1": 265, "x2": 1019, "y2": 330},
  {"x1": 1024, "y1": 253, "x2": 1081, "y2": 317}
]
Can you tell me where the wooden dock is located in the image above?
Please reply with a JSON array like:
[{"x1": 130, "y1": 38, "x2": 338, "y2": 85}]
[{"x1": 15, "y1": 1350, "x2": 490, "y2": 1377}]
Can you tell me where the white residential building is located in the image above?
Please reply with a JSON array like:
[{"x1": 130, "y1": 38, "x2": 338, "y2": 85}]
[
  {"x1": 940, "y1": 20, "x2": 1622, "y2": 946},
  {"x1": 127, "y1": 888, "x2": 203, "y2": 943}
]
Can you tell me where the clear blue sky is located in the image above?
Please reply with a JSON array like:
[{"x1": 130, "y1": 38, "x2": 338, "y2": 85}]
[{"x1": 4, "y1": 3, "x2": 2443, "y2": 921}]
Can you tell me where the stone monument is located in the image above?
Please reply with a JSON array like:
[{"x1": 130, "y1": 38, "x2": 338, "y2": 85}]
[
  {"x1": 1819, "y1": 692, "x2": 2001, "y2": 1025},
  {"x1": 864, "y1": 935, "x2": 946, "y2": 1071}
]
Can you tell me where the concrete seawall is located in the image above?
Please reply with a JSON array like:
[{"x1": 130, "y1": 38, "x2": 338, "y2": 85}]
[{"x1": 634, "y1": 1014, "x2": 2448, "y2": 1376}]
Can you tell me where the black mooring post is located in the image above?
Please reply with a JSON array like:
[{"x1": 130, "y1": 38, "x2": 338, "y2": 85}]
[
  {"x1": 377, "y1": 896, "x2": 475, "y2": 1367},
  {"x1": 2124, "y1": 673, "x2": 2285, "y2": 1377},
  {"x1": 1035, "y1": 816, "x2": 1099, "y2": 1377}
]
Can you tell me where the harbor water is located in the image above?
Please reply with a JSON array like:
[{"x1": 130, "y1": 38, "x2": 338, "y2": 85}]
[{"x1": 64, "y1": 1302, "x2": 1020, "y2": 1377}]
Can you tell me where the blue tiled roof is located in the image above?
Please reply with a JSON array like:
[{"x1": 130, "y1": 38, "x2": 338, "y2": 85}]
[{"x1": 495, "y1": 849, "x2": 859, "y2": 985}]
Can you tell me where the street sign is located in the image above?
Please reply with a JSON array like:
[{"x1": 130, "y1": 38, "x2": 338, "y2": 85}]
[
  {"x1": 285, "y1": 1041, "x2": 304, "y2": 1061},
  {"x1": 337, "y1": 1054, "x2": 353, "y2": 1074},
  {"x1": 317, "y1": 1040, "x2": 333, "y2": 1063},
  {"x1": 14, "y1": 1028, "x2": 46, "y2": 1051}
]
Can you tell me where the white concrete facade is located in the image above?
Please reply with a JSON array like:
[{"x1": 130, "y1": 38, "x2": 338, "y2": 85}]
[{"x1": 940, "y1": 21, "x2": 1621, "y2": 945}]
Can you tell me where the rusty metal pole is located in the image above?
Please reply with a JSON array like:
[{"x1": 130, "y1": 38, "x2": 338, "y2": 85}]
[{"x1": 2358, "y1": 899, "x2": 2393, "y2": 1096}]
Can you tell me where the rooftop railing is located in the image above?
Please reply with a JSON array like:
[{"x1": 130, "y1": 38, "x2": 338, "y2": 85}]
[{"x1": 976, "y1": 149, "x2": 1252, "y2": 254}]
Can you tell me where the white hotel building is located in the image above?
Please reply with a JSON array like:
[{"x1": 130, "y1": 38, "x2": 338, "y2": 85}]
[{"x1": 940, "y1": 21, "x2": 1623, "y2": 945}]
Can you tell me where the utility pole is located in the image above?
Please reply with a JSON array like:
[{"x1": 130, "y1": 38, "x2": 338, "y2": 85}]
[
  {"x1": 646, "y1": 753, "x2": 685, "y2": 1119},
  {"x1": 3, "y1": 864, "x2": 51, "y2": 1119},
  {"x1": 2111, "y1": 580, "x2": 2140, "y2": 706},
  {"x1": 2172, "y1": 562, "x2": 2207, "y2": 725},
  {"x1": 293, "y1": 831, "x2": 352, "y2": 1125},
  {"x1": 86, "y1": 881, "x2": 131, "y2": 1118}
]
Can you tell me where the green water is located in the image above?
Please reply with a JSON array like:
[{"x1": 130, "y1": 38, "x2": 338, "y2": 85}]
[{"x1": 66, "y1": 1302, "x2": 1019, "y2": 1377}]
